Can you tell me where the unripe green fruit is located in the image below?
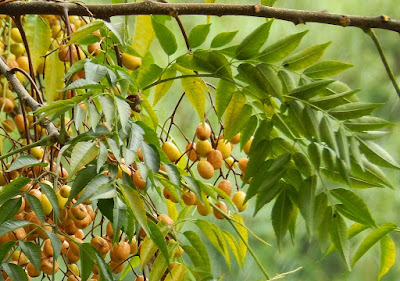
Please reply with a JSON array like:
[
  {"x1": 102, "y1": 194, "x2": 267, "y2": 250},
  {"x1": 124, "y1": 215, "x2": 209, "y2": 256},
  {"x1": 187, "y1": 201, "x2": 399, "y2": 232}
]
[{"x1": 162, "y1": 141, "x2": 181, "y2": 163}]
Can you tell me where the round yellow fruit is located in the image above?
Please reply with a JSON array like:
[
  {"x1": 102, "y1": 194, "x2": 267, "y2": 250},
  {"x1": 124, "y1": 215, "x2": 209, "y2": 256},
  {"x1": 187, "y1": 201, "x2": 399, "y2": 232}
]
[
  {"x1": 121, "y1": 53, "x2": 142, "y2": 71},
  {"x1": 196, "y1": 122, "x2": 211, "y2": 140},
  {"x1": 232, "y1": 191, "x2": 248, "y2": 212},
  {"x1": 243, "y1": 137, "x2": 253, "y2": 155},
  {"x1": 196, "y1": 140, "x2": 212, "y2": 158},
  {"x1": 217, "y1": 140, "x2": 231, "y2": 159},
  {"x1": 162, "y1": 142, "x2": 181, "y2": 163}
]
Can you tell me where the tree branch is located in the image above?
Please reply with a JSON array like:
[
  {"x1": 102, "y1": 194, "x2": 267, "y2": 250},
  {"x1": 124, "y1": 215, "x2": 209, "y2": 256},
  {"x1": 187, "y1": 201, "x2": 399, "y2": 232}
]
[
  {"x1": 1, "y1": 2, "x2": 400, "y2": 33},
  {"x1": 0, "y1": 57, "x2": 60, "y2": 143}
]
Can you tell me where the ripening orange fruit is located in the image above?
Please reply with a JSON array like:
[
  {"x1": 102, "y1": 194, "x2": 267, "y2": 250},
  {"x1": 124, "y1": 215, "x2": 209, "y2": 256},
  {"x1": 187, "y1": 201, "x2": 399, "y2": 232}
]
[
  {"x1": 109, "y1": 260, "x2": 125, "y2": 273},
  {"x1": 207, "y1": 150, "x2": 223, "y2": 170},
  {"x1": 218, "y1": 179, "x2": 232, "y2": 197},
  {"x1": 185, "y1": 142, "x2": 198, "y2": 162},
  {"x1": 27, "y1": 262, "x2": 40, "y2": 277},
  {"x1": 40, "y1": 257, "x2": 59, "y2": 275},
  {"x1": 2, "y1": 119, "x2": 15, "y2": 133},
  {"x1": 0, "y1": 97, "x2": 14, "y2": 113},
  {"x1": 130, "y1": 237, "x2": 138, "y2": 254},
  {"x1": 14, "y1": 114, "x2": 25, "y2": 132},
  {"x1": 157, "y1": 214, "x2": 174, "y2": 226},
  {"x1": 213, "y1": 201, "x2": 228, "y2": 219},
  {"x1": 91, "y1": 236, "x2": 110, "y2": 255},
  {"x1": 196, "y1": 197, "x2": 212, "y2": 216},
  {"x1": 181, "y1": 190, "x2": 197, "y2": 206},
  {"x1": 197, "y1": 160, "x2": 214, "y2": 179},
  {"x1": 69, "y1": 204, "x2": 88, "y2": 221},
  {"x1": 238, "y1": 158, "x2": 249, "y2": 173},
  {"x1": 163, "y1": 188, "x2": 178, "y2": 203},
  {"x1": 88, "y1": 42, "x2": 101, "y2": 56},
  {"x1": 132, "y1": 170, "x2": 146, "y2": 190},
  {"x1": 110, "y1": 241, "x2": 130, "y2": 262},
  {"x1": 121, "y1": 53, "x2": 142, "y2": 71},
  {"x1": 195, "y1": 122, "x2": 211, "y2": 140},
  {"x1": 43, "y1": 239, "x2": 54, "y2": 257}
]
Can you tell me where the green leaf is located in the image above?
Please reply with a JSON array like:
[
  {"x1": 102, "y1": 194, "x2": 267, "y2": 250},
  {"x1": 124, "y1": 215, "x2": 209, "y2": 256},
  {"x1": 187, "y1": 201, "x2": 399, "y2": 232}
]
[
  {"x1": 344, "y1": 116, "x2": 393, "y2": 132},
  {"x1": 222, "y1": 230, "x2": 242, "y2": 267},
  {"x1": 164, "y1": 262, "x2": 186, "y2": 281},
  {"x1": 68, "y1": 166, "x2": 97, "y2": 205},
  {"x1": 283, "y1": 41, "x2": 331, "y2": 71},
  {"x1": 378, "y1": 235, "x2": 396, "y2": 281},
  {"x1": 84, "y1": 61, "x2": 108, "y2": 82},
  {"x1": 149, "y1": 243, "x2": 178, "y2": 281},
  {"x1": 211, "y1": 31, "x2": 238, "y2": 48},
  {"x1": 292, "y1": 152, "x2": 313, "y2": 177},
  {"x1": 69, "y1": 141, "x2": 99, "y2": 175},
  {"x1": 304, "y1": 60, "x2": 353, "y2": 78},
  {"x1": 351, "y1": 223, "x2": 397, "y2": 266},
  {"x1": 103, "y1": 20, "x2": 124, "y2": 45},
  {"x1": 44, "y1": 230, "x2": 62, "y2": 261},
  {"x1": 184, "y1": 231, "x2": 211, "y2": 271},
  {"x1": 2, "y1": 263, "x2": 28, "y2": 281},
  {"x1": 360, "y1": 140, "x2": 400, "y2": 169},
  {"x1": 308, "y1": 142, "x2": 321, "y2": 170},
  {"x1": 259, "y1": 30, "x2": 308, "y2": 63},
  {"x1": 224, "y1": 92, "x2": 247, "y2": 140},
  {"x1": 240, "y1": 115, "x2": 258, "y2": 151},
  {"x1": 189, "y1": 24, "x2": 211, "y2": 48},
  {"x1": 139, "y1": 223, "x2": 170, "y2": 270},
  {"x1": 256, "y1": 63, "x2": 282, "y2": 99},
  {"x1": 142, "y1": 143, "x2": 160, "y2": 173},
  {"x1": 68, "y1": 20, "x2": 104, "y2": 45},
  {"x1": 329, "y1": 213, "x2": 350, "y2": 270},
  {"x1": 303, "y1": 106, "x2": 320, "y2": 141},
  {"x1": 70, "y1": 174, "x2": 110, "y2": 206},
  {"x1": 236, "y1": 21, "x2": 273, "y2": 60},
  {"x1": 137, "y1": 64, "x2": 163, "y2": 89},
  {"x1": 0, "y1": 219, "x2": 30, "y2": 238},
  {"x1": 98, "y1": 96, "x2": 115, "y2": 129},
  {"x1": 298, "y1": 176, "x2": 317, "y2": 235},
  {"x1": 328, "y1": 102, "x2": 384, "y2": 120},
  {"x1": 63, "y1": 79, "x2": 107, "y2": 91},
  {"x1": 120, "y1": 185, "x2": 149, "y2": 237},
  {"x1": 271, "y1": 190, "x2": 293, "y2": 249},
  {"x1": 320, "y1": 116, "x2": 339, "y2": 152},
  {"x1": 151, "y1": 16, "x2": 177, "y2": 56},
  {"x1": 148, "y1": 220, "x2": 171, "y2": 272},
  {"x1": 0, "y1": 242, "x2": 15, "y2": 263},
  {"x1": 132, "y1": 15, "x2": 155, "y2": 57},
  {"x1": 25, "y1": 15, "x2": 51, "y2": 72},
  {"x1": 215, "y1": 79, "x2": 235, "y2": 119},
  {"x1": 0, "y1": 177, "x2": 30, "y2": 205},
  {"x1": 120, "y1": 256, "x2": 140, "y2": 280},
  {"x1": 80, "y1": 243, "x2": 96, "y2": 281},
  {"x1": 115, "y1": 95, "x2": 131, "y2": 133},
  {"x1": 45, "y1": 50, "x2": 65, "y2": 102},
  {"x1": 0, "y1": 198, "x2": 22, "y2": 225},
  {"x1": 93, "y1": 248, "x2": 114, "y2": 281},
  {"x1": 351, "y1": 159, "x2": 393, "y2": 189},
  {"x1": 97, "y1": 142, "x2": 108, "y2": 173},
  {"x1": 278, "y1": 69, "x2": 296, "y2": 95},
  {"x1": 154, "y1": 68, "x2": 176, "y2": 105},
  {"x1": 336, "y1": 126, "x2": 350, "y2": 166},
  {"x1": 112, "y1": 197, "x2": 127, "y2": 244},
  {"x1": 254, "y1": 181, "x2": 283, "y2": 215},
  {"x1": 331, "y1": 188, "x2": 376, "y2": 227},
  {"x1": 181, "y1": 74, "x2": 207, "y2": 123},
  {"x1": 309, "y1": 89, "x2": 359, "y2": 110},
  {"x1": 19, "y1": 241, "x2": 41, "y2": 272},
  {"x1": 289, "y1": 79, "x2": 334, "y2": 100},
  {"x1": 39, "y1": 181, "x2": 59, "y2": 219}
]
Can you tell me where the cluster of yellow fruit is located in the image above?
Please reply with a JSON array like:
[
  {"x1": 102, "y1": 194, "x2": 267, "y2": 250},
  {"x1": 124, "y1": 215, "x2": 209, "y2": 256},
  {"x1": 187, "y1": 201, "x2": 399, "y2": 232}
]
[
  {"x1": 0, "y1": 177, "x2": 151, "y2": 281},
  {"x1": 161, "y1": 122, "x2": 252, "y2": 219}
]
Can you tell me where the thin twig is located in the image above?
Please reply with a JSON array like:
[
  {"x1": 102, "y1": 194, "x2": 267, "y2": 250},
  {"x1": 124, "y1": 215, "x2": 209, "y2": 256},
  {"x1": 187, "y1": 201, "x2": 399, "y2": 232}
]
[{"x1": 365, "y1": 29, "x2": 400, "y2": 99}]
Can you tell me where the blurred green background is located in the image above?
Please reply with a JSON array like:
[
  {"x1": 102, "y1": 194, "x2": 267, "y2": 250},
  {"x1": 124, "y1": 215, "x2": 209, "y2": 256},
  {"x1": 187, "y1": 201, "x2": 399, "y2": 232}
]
[{"x1": 91, "y1": 0, "x2": 400, "y2": 280}]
